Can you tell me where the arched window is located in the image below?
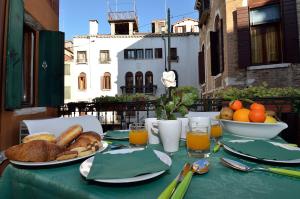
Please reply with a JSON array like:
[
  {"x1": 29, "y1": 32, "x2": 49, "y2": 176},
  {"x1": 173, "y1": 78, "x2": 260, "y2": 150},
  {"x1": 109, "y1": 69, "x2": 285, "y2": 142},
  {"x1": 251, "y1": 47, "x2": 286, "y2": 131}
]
[
  {"x1": 102, "y1": 72, "x2": 111, "y2": 90},
  {"x1": 145, "y1": 71, "x2": 153, "y2": 93},
  {"x1": 78, "y1": 72, "x2": 86, "y2": 91},
  {"x1": 125, "y1": 72, "x2": 133, "y2": 93},
  {"x1": 135, "y1": 71, "x2": 143, "y2": 93}
]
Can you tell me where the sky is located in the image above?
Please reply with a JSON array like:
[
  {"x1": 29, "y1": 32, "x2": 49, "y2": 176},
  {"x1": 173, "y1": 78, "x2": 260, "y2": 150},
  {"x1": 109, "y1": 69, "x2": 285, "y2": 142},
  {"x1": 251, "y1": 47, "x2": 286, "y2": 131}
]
[{"x1": 59, "y1": 0, "x2": 198, "y2": 40}]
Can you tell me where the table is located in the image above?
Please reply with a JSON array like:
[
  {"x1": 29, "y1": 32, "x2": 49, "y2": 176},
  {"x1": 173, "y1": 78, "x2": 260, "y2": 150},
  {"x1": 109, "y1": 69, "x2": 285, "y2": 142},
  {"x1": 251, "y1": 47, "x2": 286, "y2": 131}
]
[{"x1": 1, "y1": 136, "x2": 300, "y2": 199}]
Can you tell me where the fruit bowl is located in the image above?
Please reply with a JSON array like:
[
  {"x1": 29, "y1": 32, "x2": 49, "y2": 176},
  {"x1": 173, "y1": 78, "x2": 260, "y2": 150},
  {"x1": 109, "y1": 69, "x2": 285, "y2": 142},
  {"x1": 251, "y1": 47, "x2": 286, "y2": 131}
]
[{"x1": 219, "y1": 119, "x2": 288, "y2": 139}]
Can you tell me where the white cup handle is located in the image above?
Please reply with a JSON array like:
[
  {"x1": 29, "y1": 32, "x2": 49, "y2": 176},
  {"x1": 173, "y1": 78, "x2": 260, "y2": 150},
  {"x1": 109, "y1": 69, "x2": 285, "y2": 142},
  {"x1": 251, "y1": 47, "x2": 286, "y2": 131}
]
[{"x1": 151, "y1": 122, "x2": 159, "y2": 135}]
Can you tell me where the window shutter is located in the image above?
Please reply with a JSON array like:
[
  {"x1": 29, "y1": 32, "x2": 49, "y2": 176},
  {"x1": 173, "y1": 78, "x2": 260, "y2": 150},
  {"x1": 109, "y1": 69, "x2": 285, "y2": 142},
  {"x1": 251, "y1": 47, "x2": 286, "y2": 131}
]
[
  {"x1": 198, "y1": 51, "x2": 205, "y2": 84},
  {"x1": 38, "y1": 30, "x2": 65, "y2": 107},
  {"x1": 210, "y1": 31, "x2": 219, "y2": 76},
  {"x1": 5, "y1": 0, "x2": 24, "y2": 109},
  {"x1": 220, "y1": 19, "x2": 224, "y2": 73},
  {"x1": 282, "y1": 0, "x2": 300, "y2": 63},
  {"x1": 124, "y1": 50, "x2": 128, "y2": 59},
  {"x1": 237, "y1": 7, "x2": 251, "y2": 68}
]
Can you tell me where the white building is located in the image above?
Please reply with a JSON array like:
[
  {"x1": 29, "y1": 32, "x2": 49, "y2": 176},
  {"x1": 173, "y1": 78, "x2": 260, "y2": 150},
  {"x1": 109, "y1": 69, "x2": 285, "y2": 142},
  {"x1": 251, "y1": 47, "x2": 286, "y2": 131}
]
[{"x1": 65, "y1": 13, "x2": 200, "y2": 102}]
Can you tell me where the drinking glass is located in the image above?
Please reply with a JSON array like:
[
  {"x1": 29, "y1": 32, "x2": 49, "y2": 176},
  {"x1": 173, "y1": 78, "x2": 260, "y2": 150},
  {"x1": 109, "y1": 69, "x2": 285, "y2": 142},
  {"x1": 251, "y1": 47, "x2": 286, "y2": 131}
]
[
  {"x1": 210, "y1": 120, "x2": 223, "y2": 142},
  {"x1": 187, "y1": 117, "x2": 210, "y2": 158},
  {"x1": 129, "y1": 123, "x2": 148, "y2": 147}
]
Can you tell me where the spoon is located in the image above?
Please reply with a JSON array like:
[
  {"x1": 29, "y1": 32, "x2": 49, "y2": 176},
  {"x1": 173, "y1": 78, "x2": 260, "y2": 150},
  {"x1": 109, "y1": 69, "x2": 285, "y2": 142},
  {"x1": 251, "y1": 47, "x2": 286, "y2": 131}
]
[
  {"x1": 221, "y1": 157, "x2": 300, "y2": 178},
  {"x1": 171, "y1": 159, "x2": 209, "y2": 199}
]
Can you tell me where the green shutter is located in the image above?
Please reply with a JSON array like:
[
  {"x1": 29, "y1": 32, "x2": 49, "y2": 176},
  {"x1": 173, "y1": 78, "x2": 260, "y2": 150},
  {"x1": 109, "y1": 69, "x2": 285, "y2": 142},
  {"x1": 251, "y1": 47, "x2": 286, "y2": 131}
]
[
  {"x1": 5, "y1": 0, "x2": 24, "y2": 109},
  {"x1": 38, "y1": 30, "x2": 65, "y2": 107}
]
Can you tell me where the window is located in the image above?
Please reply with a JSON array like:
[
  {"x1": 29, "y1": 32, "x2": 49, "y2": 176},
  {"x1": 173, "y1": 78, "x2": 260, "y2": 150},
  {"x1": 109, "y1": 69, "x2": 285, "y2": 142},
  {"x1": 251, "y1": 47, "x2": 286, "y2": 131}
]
[
  {"x1": 102, "y1": 72, "x2": 111, "y2": 90},
  {"x1": 100, "y1": 50, "x2": 110, "y2": 64},
  {"x1": 145, "y1": 71, "x2": 153, "y2": 93},
  {"x1": 22, "y1": 25, "x2": 35, "y2": 106},
  {"x1": 155, "y1": 48, "x2": 162, "y2": 59},
  {"x1": 175, "y1": 26, "x2": 186, "y2": 33},
  {"x1": 124, "y1": 49, "x2": 136, "y2": 59},
  {"x1": 78, "y1": 72, "x2": 87, "y2": 91},
  {"x1": 170, "y1": 48, "x2": 178, "y2": 61},
  {"x1": 64, "y1": 64, "x2": 70, "y2": 75},
  {"x1": 77, "y1": 51, "x2": 87, "y2": 63},
  {"x1": 135, "y1": 71, "x2": 143, "y2": 93},
  {"x1": 125, "y1": 72, "x2": 133, "y2": 93},
  {"x1": 250, "y1": 4, "x2": 281, "y2": 65},
  {"x1": 145, "y1": 49, "x2": 153, "y2": 59},
  {"x1": 64, "y1": 86, "x2": 71, "y2": 100},
  {"x1": 136, "y1": 49, "x2": 144, "y2": 59},
  {"x1": 210, "y1": 15, "x2": 224, "y2": 76}
]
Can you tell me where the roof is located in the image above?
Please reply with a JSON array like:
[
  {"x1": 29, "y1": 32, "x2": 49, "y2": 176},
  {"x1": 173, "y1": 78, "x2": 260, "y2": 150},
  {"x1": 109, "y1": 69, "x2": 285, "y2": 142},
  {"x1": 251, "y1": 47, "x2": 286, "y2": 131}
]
[
  {"x1": 174, "y1": 18, "x2": 198, "y2": 25},
  {"x1": 73, "y1": 32, "x2": 199, "y2": 39}
]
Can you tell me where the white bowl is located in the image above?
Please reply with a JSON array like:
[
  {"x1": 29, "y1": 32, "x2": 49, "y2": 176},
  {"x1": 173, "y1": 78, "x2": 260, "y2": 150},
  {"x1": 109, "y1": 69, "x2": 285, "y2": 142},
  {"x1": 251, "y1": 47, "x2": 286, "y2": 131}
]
[{"x1": 219, "y1": 119, "x2": 288, "y2": 139}]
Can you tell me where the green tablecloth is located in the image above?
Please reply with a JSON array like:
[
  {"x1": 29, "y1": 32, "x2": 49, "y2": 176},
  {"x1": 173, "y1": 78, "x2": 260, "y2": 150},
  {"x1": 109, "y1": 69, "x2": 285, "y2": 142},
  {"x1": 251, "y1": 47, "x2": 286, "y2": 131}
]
[{"x1": 1, "y1": 134, "x2": 300, "y2": 199}]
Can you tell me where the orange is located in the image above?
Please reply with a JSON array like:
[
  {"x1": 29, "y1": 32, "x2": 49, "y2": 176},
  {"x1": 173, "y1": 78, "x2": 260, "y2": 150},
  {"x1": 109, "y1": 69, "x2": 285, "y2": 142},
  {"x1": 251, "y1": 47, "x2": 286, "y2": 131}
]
[
  {"x1": 249, "y1": 109, "x2": 266, "y2": 123},
  {"x1": 229, "y1": 100, "x2": 243, "y2": 111},
  {"x1": 233, "y1": 108, "x2": 250, "y2": 122},
  {"x1": 250, "y1": 103, "x2": 266, "y2": 112}
]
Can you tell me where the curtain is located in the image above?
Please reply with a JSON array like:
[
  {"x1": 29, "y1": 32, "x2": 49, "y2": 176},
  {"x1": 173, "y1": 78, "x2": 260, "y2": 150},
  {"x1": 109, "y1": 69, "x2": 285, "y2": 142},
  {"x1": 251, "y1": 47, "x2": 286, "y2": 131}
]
[
  {"x1": 251, "y1": 27, "x2": 263, "y2": 65},
  {"x1": 266, "y1": 25, "x2": 280, "y2": 63}
]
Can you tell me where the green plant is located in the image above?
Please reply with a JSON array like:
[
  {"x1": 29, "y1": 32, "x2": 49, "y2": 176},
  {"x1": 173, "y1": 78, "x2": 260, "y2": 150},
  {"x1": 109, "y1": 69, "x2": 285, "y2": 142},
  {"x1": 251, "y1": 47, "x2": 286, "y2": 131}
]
[
  {"x1": 155, "y1": 86, "x2": 199, "y2": 120},
  {"x1": 92, "y1": 94, "x2": 158, "y2": 103}
]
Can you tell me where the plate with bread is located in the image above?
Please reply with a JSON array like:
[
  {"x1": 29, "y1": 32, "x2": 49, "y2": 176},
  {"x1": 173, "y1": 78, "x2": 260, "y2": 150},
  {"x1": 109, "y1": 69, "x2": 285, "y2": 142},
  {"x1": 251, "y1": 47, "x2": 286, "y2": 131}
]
[{"x1": 5, "y1": 125, "x2": 108, "y2": 166}]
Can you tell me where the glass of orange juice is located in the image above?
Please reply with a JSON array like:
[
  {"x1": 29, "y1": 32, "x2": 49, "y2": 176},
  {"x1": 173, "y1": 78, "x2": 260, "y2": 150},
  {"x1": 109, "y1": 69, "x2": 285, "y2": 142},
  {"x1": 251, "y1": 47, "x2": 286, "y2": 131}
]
[
  {"x1": 129, "y1": 123, "x2": 148, "y2": 147},
  {"x1": 210, "y1": 120, "x2": 223, "y2": 141},
  {"x1": 187, "y1": 117, "x2": 210, "y2": 158}
]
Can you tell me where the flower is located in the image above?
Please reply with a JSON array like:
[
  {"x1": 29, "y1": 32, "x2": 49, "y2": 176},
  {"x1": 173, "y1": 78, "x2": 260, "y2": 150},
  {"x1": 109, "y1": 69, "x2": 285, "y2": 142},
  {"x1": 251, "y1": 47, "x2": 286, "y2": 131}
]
[
  {"x1": 156, "y1": 72, "x2": 199, "y2": 120},
  {"x1": 161, "y1": 71, "x2": 176, "y2": 88}
]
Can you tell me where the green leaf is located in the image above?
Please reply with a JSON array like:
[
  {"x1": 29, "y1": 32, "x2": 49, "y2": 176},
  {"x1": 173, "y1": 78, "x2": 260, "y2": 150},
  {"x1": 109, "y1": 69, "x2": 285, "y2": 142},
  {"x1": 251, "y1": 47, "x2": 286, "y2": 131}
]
[
  {"x1": 181, "y1": 93, "x2": 197, "y2": 106},
  {"x1": 166, "y1": 101, "x2": 176, "y2": 113},
  {"x1": 177, "y1": 105, "x2": 188, "y2": 116}
]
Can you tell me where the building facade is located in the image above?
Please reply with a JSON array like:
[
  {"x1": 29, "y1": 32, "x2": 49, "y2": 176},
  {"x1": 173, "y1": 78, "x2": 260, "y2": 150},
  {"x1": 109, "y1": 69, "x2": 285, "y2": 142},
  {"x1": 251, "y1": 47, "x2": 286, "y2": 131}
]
[
  {"x1": 67, "y1": 17, "x2": 200, "y2": 102},
  {"x1": 0, "y1": 0, "x2": 64, "y2": 149},
  {"x1": 195, "y1": 0, "x2": 300, "y2": 97}
]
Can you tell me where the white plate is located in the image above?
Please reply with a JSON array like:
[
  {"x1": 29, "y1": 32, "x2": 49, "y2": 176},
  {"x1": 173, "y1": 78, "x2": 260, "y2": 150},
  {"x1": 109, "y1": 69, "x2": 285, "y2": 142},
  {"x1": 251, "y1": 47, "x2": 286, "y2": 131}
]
[
  {"x1": 79, "y1": 148, "x2": 172, "y2": 183},
  {"x1": 223, "y1": 140, "x2": 300, "y2": 164},
  {"x1": 9, "y1": 141, "x2": 108, "y2": 166}
]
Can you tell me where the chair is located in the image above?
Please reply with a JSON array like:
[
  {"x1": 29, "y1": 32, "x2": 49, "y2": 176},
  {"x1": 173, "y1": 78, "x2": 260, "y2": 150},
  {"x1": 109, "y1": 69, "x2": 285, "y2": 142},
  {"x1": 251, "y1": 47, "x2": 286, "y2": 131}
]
[{"x1": 22, "y1": 115, "x2": 103, "y2": 138}]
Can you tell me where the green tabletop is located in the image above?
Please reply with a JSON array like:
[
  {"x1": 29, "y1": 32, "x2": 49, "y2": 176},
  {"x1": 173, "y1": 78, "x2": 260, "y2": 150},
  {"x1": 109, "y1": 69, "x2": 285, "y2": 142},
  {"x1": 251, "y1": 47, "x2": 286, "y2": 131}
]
[{"x1": 1, "y1": 133, "x2": 300, "y2": 199}]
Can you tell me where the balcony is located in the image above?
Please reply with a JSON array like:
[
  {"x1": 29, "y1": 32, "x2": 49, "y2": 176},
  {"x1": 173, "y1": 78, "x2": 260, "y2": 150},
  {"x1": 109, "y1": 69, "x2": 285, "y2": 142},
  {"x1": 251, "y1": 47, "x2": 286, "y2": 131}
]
[
  {"x1": 196, "y1": 0, "x2": 210, "y2": 27},
  {"x1": 76, "y1": 59, "x2": 88, "y2": 64},
  {"x1": 120, "y1": 85, "x2": 157, "y2": 95}
]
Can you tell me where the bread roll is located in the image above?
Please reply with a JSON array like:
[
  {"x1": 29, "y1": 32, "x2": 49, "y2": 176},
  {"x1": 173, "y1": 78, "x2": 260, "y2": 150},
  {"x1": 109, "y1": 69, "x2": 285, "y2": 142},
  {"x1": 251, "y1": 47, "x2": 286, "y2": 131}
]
[
  {"x1": 78, "y1": 149, "x2": 93, "y2": 157},
  {"x1": 23, "y1": 133, "x2": 56, "y2": 143},
  {"x1": 5, "y1": 140, "x2": 64, "y2": 162},
  {"x1": 56, "y1": 151, "x2": 78, "y2": 161},
  {"x1": 56, "y1": 125, "x2": 83, "y2": 147},
  {"x1": 68, "y1": 131, "x2": 101, "y2": 150}
]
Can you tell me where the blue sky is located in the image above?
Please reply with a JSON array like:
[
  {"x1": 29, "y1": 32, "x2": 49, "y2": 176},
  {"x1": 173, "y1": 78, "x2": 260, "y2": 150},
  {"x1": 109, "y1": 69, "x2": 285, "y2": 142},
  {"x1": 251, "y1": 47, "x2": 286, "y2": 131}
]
[{"x1": 59, "y1": 0, "x2": 198, "y2": 40}]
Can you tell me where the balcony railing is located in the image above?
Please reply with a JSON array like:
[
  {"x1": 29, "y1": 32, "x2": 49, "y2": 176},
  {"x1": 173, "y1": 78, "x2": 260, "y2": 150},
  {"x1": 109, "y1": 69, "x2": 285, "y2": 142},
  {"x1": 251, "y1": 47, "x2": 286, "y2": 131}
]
[
  {"x1": 108, "y1": 11, "x2": 137, "y2": 21},
  {"x1": 120, "y1": 85, "x2": 158, "y2": 95},
  {"x1": 76, "y1": 59, "x2": 88, "y2": 64}
]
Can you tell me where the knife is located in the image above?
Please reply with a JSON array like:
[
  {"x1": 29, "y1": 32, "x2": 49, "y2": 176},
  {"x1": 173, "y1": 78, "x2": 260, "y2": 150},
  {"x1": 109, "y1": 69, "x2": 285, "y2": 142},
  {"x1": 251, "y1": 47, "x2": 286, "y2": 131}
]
[{"x1": 157, "y1": 163, "x2": 191, "y2": 199}]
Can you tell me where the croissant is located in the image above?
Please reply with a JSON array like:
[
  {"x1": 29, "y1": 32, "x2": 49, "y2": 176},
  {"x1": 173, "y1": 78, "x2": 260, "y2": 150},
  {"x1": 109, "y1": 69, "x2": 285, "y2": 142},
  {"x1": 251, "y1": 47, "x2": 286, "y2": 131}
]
[
  {"x1": 5, "y1": 140, "x2": 64, "y2": 162},
  {"x1": 68, "y1": 131, "x2": 101, "y2": 150}
]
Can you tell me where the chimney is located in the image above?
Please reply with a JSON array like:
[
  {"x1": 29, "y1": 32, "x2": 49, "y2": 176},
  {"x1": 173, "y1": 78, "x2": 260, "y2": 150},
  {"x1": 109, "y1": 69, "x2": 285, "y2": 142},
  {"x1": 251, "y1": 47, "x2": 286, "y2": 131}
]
[{"x1": 89, "y1": 20, "x2": 98, "y2": 35}]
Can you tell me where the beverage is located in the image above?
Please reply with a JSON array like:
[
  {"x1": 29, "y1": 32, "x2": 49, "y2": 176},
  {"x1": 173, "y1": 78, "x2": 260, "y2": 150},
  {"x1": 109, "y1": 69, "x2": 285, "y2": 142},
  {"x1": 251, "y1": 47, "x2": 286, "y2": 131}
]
[
  {"x1": 129, "y1": 123, "x2": 148, "y2": 147},
  {"x1": 210, "y1": 124, "x2": 222, "y2": 139},
  {"x1": 186, "y1": 131, "x2": 210, "y2": 151},
  {"x1": 129, "y1": 129, "x2": 148, "y2": 146}
]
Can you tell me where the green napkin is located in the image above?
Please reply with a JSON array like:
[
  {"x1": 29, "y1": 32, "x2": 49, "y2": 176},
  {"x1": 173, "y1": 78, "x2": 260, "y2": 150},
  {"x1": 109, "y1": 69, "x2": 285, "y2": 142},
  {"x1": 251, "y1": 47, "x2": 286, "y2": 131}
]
[
  {"x1": 87, "y1": 149, "x2": 170, "y2": 180},
  {"x1": 105, "y1": 130, "x2": 129, "y2": 139},
  {"x1": 223, "y1": 140, "x2": 300, "y2": 161}
]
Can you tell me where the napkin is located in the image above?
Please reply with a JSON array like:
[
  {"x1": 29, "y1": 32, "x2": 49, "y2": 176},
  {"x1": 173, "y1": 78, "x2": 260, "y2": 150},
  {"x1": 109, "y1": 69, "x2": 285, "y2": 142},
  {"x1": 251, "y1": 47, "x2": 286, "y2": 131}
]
[
  {"x1": 87, "y1": 149, "x2": 170, "y2": 180},
  {"x1": 104, "y1": 130, "x2": 129, "y2": 139},
  {"x1": 223, "y1": 140, "x2": 300, "y2": 161}
]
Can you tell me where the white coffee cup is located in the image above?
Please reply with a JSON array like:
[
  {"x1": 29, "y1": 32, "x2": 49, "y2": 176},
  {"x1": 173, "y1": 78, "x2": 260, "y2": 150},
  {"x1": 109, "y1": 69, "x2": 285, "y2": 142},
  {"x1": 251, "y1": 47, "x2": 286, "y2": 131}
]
[{"x1": 145, "y1": 118, "x2": 160, "y2": 144}]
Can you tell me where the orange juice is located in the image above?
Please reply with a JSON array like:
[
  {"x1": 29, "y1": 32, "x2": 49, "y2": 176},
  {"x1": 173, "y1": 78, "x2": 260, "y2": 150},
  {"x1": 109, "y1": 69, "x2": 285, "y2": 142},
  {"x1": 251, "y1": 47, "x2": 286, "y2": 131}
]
[
  {"x1": 186, "y1": 132, "x2": 210, "y2": 151},
  {"x1": 129, "y1": 129, "x2": 148, "y2": 146},
  {"x1": 210, "y1": 124, "x2": 222, "y2": 138}
]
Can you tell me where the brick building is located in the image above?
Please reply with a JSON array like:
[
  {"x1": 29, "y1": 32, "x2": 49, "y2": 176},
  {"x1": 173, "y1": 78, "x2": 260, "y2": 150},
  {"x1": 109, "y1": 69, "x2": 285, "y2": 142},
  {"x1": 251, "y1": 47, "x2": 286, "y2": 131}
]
[{"x1": 195, "y1": 0, "x2": 300, "y2": 97}]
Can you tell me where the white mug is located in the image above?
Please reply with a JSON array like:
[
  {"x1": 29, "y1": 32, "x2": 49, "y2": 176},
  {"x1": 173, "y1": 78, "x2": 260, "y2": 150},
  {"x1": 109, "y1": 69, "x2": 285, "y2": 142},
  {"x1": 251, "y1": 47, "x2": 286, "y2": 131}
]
[
  {"x1": 145, "y1": 118, "x2": 160, "y2": 144},
  {"x1": 152, "y1": 120, "x2": 182, "y2": 153}
]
